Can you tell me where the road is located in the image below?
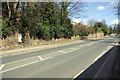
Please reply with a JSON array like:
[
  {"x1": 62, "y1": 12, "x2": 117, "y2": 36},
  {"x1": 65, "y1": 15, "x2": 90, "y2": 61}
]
[{"x1": 0, "y1": 36, "x2": 119, "y2": 78}]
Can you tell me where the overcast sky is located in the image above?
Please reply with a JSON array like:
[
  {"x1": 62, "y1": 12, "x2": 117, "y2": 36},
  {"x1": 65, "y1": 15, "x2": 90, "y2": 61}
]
[{"x1": 71, "y1": 2, "x2": 119, "y2": 27}]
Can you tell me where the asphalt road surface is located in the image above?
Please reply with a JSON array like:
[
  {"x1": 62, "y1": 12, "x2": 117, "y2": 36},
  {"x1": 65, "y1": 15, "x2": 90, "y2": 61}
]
[{"x1": 0, "y1": 36, "x2": 119, "y2": 78}]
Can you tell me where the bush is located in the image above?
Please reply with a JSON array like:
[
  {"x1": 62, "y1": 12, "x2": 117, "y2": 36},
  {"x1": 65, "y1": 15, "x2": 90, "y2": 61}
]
[
  {"x1": 72, "y1": 25, "x2": 90, "y2": 37},
  {"x1": 97, "y1": 27, "x2": 103, "y2": 32},
  {"x1": 2, "y1": 19, "x2": 11, "y2": 39},
  {"x1": 101, "y1": 27, "x2": 109, "y2": 36}
]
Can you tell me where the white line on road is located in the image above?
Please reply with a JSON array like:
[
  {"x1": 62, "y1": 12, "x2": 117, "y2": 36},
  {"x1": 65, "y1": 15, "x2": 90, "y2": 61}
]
[
  {"x1": 94, "y1": 46, "x2": 113, "y2": 62},
  {"x1": 44, "y1": 57, "x2": 52, "y2": 60},
  {"x1": 58, "y1": 50, "x2": 67, "y2": 53},
  {"x1": 5, "y1": 56, "x2": 38, "y2": 65},
  {"x1": 1, "y1": 60, "x2": 40, "y2": 73},
  {"x1": 1, "y1": 39, "x2": 106, "y2": 73},
  {"x1": 38, "y1": 56, "x2": 43, "y2": 60},
  {"x1": 1, "y1": 56, "x2": 52, "y2": 73},
  {"x1": 108, "y1": 46, "x2": 112, "y2": 50},
  {"x1": 0, "y1": 64, "x2": 5, "y2": 70},
  {"x1": 94, "y1": 46, "x2": 116, "y2": 78},
  {"x1": 1, "y1": 41, "x2": 99, "y2": 73},
  {"x1": 73, "y1": 70, "x2": 84, "y2": 79},
  {"x1": 1, "y1": 40, "x2": 84, "y2": 57},
  {"x1": 94, "y1": 51, "x2": 106, "y2": 61},
  {"x1": 59, "y1": 48, "x2": 78, "y2": 54}
]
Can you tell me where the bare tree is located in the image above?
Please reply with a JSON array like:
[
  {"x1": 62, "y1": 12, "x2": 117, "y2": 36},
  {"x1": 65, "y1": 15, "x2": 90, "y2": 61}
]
[
  {"x1": 87, "y1": 19, "x2": 96, "y2": 27},
  {"x1": 100, "y1": 19, "x2": 106, "y2": 25},
  {"x1": 114, "y1": 0, "x2": 120, "y2": 16},
  {"x1": 67, "y1": 1, "x2": 87, "y2": 19},
  {"x1": 114, "y1": 1, "x2": 120, "y2": 34}
]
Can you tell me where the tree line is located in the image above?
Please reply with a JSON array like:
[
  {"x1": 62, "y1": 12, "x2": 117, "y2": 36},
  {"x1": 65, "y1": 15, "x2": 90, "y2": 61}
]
[
  {"x1": 1, "y1": 2, "x2": 119, "y2": 43},
  {"x1": 2, "y1": 2, "x2": 85, "y2": 41}
]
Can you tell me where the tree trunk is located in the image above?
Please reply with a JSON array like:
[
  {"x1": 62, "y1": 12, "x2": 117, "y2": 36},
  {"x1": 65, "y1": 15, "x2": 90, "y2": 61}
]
[
  {"x1": 24, "y1": 31, "x2": 31, "y2": 46},
  {"x1": 14, "y1": 31, "x2": 19, "y2": 45},
  {"x1": 96, "y1": 32, "x2": 97, "y2": 38}
]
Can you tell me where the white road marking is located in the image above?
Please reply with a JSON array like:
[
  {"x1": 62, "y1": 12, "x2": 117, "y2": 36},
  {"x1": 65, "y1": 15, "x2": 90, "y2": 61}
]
[
  {"x1": 1, "y1": 56, "x2": 52, "y2": 73},
  {"x1": 73, "y1": 70, "x2": 84, "y2": 78},
  {"x1": 1, "y1": 60, "x2": 40, "y2": 73},
  {"x1": 94, "y1": 46, "x2": 116, "y2": 78},
  {"x1": 88, "y1": 43, "x2": 93, "y2": 46},
  {"x1": 59, "y1": 47, "x2": 79, "y2": 54},
  {"x1": 94, "y1": 51, "x2": 106, "y2": 61},
  {"x1": 5, "y1": 56, "x2": 38, "y2": 65},
  {"x1": 94, "y1": 46, "x2": 113, "y2": 62},
  {"x1": 1, "y1": 38, "x2": 106, "y2": 73},
  {"x1": 71, "y1": 48, "x2": 76, "y2": 50},
  {"x1": 115, "y1": 40, "x2": 119, "y2": 45},
  {"x1": 0, "y1": 64, "x2": 5, "y2": 70},
  {"x1": 1, "y1": 40, "x2": 84, "y2": 57},
  {"x1": 81, "y1": 39, "x2": 117, "y2": 77},
  {"x1": 112, "y1": 43, "x2": 115, "y2": 45},
  {"x1": 108, "y1": 46, "x2": 112, "y2": 50},
  {"x1": 38, "y1": 56, "x2": 43, "y2": 60},
  {"x1": 71, "y1": 38, "x2": 118, "y2": 79},
  {"x1": 44, "y1": 57, "x2": 52, "y2": 60},
  {"x1": 2, "y1": 42, "x2": 93, "y2": 73},
  {"x1": 59, "y1": 50, "x2": 67, "y2": 53}
]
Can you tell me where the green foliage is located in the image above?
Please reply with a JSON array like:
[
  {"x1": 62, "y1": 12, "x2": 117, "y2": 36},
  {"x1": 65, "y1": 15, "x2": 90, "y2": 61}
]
[
  {"x1": 79, "y1": 27, "x2": 89, "y2": 36},
  {"x1": 42, "y1": 25, "x2": 51, "y2": 40},
  {"x1": 2, "y1": 19, "x2": 11, "y2": 38},
  {"x1": 2, "y1": 2, "x2": 116, "y2": 42},
  {"x1": 88, "y1": 27, "x2": 95, "y2": 34},
  {"x1": 93, "y1": 22, "x2": 98, "y2": 32},
  {"x1": 101, "y1": 27, "x2": 109, "y2": 36},
  {"x1": 93, "y1": 22, "x2": 112, "y2": 36},
  {"x1": 18, "y1": 2, "x2": 73, "y2": 40},
  {"x1": 73, "y1": 28, "x2": 80, "y2": 36},
  {"x1": 108, "y1": 28, "x2": 113, "y2": 35},
  {"x1": 73, "y1": 25, "x2": 90, "y2": 37},
  {"x1": 97, "y1": 27, "x2": 103, "y2": 32}
]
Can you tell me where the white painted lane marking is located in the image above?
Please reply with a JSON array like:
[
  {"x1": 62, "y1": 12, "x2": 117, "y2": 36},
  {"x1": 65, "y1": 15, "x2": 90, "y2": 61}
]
[
  {"x1": 2, "y1": 42, "x2": 92, "y2": 72},
  {"x1": 1, "y1": 39, "x2": 104, "y2": 73},
  {"x1": 0, "y1": 64, "x2": 5, "y2": 70},
  {"x1": 73, "y1": 70, "x2": 84, "y2": 79},
  {"x1": 72, "y1": 37, "x2": 117, "y2": 79},
  {"x1": 1, "y1": 60, "x2": 39, "y2": 73},
  {"x1": 38, "y1": 56, "x2": 43, "y2": 60},
  {"x1": 4, "y1": 55, "x2": 51, "y2": 66},
  {"x1": 94, "y1": 46, "x2": 113, "y2": 62},
  {"x1": 1, "y1": 40, "x2": 85, "y2": 57},
  {"x1": 5, "y1": 56, "x2": 38, "y2": 65},
  {"x1": 94, "y1": 46, "x2": 116, "y2": 78},
  {"x1": 1, "y1": 56, "x2": 52, "y2": 73},
  {"x1": 112, "y1": 43, "x2": 115, "y2": 45},
  {"x1": 44, "y1": 57, "x2": 52, "y2": 60},
  {"x1": 58, "y1": 50, "x2": 67, "y2": 53},
  {"x1": 94, "y1": 51, "x2": 106, "y2": 62},
  {"x1": 60, "y1": 42, "x2": 100, "y2": 54},
  {"x1": 1, "y1": 42, "x2": 97, "y2": 73},
  {"x1": 108, "y1": 46, "x2": 112, "y2": 50},
  {"x1": 71, "y1": 48, "x2": 76, "y2": 50},
  {"x1": 58, "y1": 47, "x2": 79, "y2": 54}
]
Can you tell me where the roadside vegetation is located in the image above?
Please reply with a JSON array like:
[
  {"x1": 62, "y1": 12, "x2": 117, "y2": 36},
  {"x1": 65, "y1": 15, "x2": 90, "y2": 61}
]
[{"x1": 1, "y1": 1, "x2": 119, "y2": 45}]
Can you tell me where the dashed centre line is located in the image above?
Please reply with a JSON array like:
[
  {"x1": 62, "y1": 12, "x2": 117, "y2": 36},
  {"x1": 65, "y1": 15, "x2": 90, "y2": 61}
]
[
  {"x1": 1, "y1": 56, "x2": 52, "y2": 73},
  {"x1": 1, "y1": 39, "x2": 105, "y2": 74},
  {"x1": 38, "y1": 56, "x2": 43, "y2": 60}
]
